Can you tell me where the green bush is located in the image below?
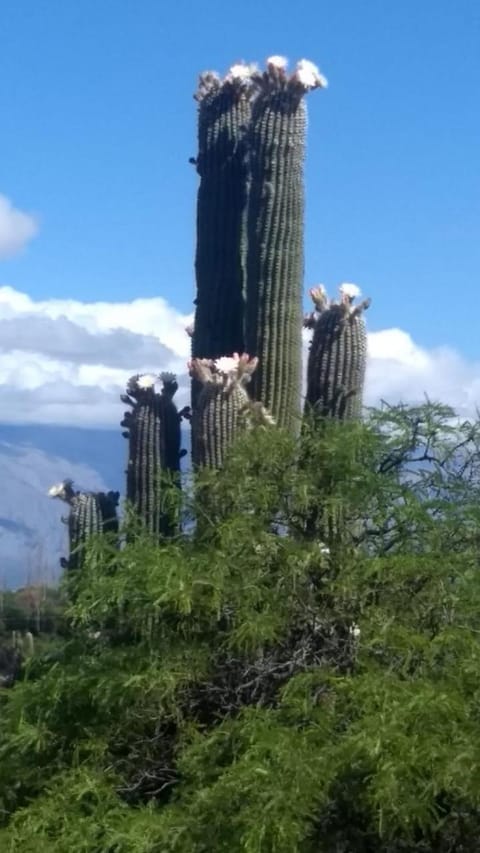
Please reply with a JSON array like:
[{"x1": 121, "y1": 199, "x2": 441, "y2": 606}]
[{"x1": 2, "y1": 403, "x2": 480, "y2": 851}]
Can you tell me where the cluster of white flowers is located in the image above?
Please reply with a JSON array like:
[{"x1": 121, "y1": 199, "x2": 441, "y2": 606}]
[
  {"x1": 294, "y1": 59, "x2": 328, "y2": 90},
  {"x1": 226, "y1": 62, "x2": 257, "y2": 83},
  {"x1": 339, "y1": 282, "x2": 362, "y2": 300},
  {"x1": 214, "y1": 355, "x2": 240, "y2": 376},
  {"x1": 136, "y1": 373, "x2": 158, "y2": 390},
  {"x1": 47, "y1": 482, "x2": 66, "y2": 498},
  {"x1": 267, "y1": 55, "x2": 288, "y2": 72},
  {"x1": 264, "y1": 56, "x2": 328, "y2": 90}
]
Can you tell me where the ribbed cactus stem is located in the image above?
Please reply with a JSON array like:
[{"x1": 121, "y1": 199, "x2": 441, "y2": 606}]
[
  {"x1": 190, "y1": 353, "x2": 264, "y2": 468},
  {"x1": 246, "y1": 57, "x2": 327, "y2": 433},
  {"x1": 193, "y1": 64, "x2": 256, "y2": 366},
  {"x1": 121, "y1": 373, "x2": 186, "y2": 536},
  {"x1": 48, "y1": 479, "x2": 119, "y2": 570},
  {"x1": 305, "y1": 283, "x2": 371, "y2": 420}
]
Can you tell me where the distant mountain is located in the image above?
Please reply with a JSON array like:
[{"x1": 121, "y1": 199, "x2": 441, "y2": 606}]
[{"x1": 0, "y1": 425, "x2": 125, "y2": 589}]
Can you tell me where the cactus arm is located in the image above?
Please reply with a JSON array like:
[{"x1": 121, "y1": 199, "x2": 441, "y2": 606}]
[
  {"x1": 122, "y1": 373, "x2": 183, "y2": 536},
  {"x1": 189, "y1": 354, "x2": 261, "y2": 469},
  {"x1": 305, "y1": 285, "x2": 370, "y2": 420}
]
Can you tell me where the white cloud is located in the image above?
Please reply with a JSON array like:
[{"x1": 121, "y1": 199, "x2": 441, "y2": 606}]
[
  {"x1": 0, "y1": 285, "x2": 193, "y2": 426},
  {"x1": 366, "y1": 328, "x2": 480, "y2": 415},
  {"x1": 0, "y1": 195, "x2": 38, "y2": 258},
  {"x1": 1, "y1": 284, "x2": 480, "y2": 427}
]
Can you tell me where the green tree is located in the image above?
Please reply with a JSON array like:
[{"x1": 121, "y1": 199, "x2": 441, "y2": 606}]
[{"x1": 2, "y1": 402, "x2": 480, "y2": 851}]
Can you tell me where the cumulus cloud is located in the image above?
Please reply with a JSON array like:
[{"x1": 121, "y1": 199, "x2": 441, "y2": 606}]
[
  {"x1": 1, "y1": 284, "x2": 480, "y2": 427},
  {"x1": 0, "y1": 285, "x2": 193, "y2": 426},
  {"x1": 0, "y1": 314, "x2": 173, "y2": 368},
  {"x1": 0, "y1": 195, "x2": 38, "y2": 258},
  {"x1": 366, "y1": 329, "x2": 480, "y2": 415}
]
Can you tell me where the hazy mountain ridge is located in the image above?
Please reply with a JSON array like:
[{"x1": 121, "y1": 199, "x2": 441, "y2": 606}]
[{"x1": 0, "y1": 425, "x2": 124, "y2": 588}]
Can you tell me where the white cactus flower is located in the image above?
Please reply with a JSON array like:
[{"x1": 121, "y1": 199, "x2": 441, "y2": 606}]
[
  {"x1": 267, "y1": 55, "x2": 288, "y2": 71},
  {"x1": 136, "y1": 373, "x2": 158, "y2": 390},
  {"x1": 227, "y1": 63, "x2": 253, "y2": 81},
  {"x1": 339, "y1": 282, "x2": 362, "y2": 300},
  {"x1": 294, "y1": 59, "x2": 328, "y2": 90},
  {"x1": 320, "y1": 545, "x2": 330, "y2": 555},
  {"x1": 349, "y1": 624, "x2": 361, "y2": 639},
  {"x1": 48, "y1": 482, "x2": 65, "y2": 498},
  {"x1": 214, "y1": 356, "x2": 239, "y2": 376}
]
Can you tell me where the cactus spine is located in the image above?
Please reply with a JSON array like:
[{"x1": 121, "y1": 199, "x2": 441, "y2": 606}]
[
  {"x1": 245, "y1": 58, "x2": 327, "y2": 432},
  {"x1": 48, "y1": 480, "x2": 119, "y2": 570},
  {"x1": 305, "y1": 284, "x2": 370, "y2": 420},
  {"x1": 121, "y1": 373, "x2": 185, "y2": 536},
  {"x1": 189, "y1": 354, "x2": 260, "y2": 469},
  {"x1": 192, "y1": 65, "x2": 255, "y2": 366}
]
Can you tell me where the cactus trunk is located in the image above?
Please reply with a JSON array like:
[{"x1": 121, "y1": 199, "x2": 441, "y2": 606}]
[
  {"x1": 246, "y1": 59, "x2": 326, "y2": 433},
  {"x1": 192, "y1": 67, "x2": 254, "y2": 366}
]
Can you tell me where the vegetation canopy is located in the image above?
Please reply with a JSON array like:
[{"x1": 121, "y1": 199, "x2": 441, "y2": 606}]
[{"x1": 2, "y1": 402, "x2": 480, "y2": 851}]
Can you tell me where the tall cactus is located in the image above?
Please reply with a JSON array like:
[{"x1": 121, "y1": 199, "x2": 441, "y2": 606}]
[
  {"x1": 192, "y1": 64, "x2": 255, "y2": 366},
  {"x1": 189, "y1": 354, "x2": 269, "y2": 469},
  {"x1": 304, "y1": 284, "x2": 370, "y2": 420},
  {"x1": 48, "y1": 479, "x2": 119, "y2": 570},
  {"x1": 121, "y1": 373, "x2": 186, "y2": 536},
  {"x1": 245, "y1": 57, "x2": 327, "y2": 433}
]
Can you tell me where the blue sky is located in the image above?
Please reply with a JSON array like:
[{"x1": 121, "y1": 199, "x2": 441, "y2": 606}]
[{"x1": 1, "y1": 0, "x2": 479, "y2": 355}]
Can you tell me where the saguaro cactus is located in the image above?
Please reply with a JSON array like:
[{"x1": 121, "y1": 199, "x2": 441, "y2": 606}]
[
  {"x1": 121, "y1": 373, "x2": 186, "y2": 536},
  {"x1": 193, "y1": 64, "x2": 255, "y2": 365},
  {"x1": 48, "y1": 479, "x2": 119, "y2": 570},
  {"x1": 189, "y1": 353, "x2": 266, "y2": 469},
  {"x1": 304, "y1": 283, "x2": 370, "y2": 420},
  {"x1": 246, "y1": 57, "x2": 327, "y2": 432}
]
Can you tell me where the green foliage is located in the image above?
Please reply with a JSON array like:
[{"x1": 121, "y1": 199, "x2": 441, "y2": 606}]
[
  {"x1": 0, "y1": 586, "x2": 65, "y2": 637},
  {"x1": 3, "y1": 403, "x2": 480, "y2": 850}
]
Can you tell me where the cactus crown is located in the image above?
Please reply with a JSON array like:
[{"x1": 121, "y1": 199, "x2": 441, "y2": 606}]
[
  {"x1": 47, "y1": 479, "x2": 75, "y2": 502},
  {"x1": 305, "y1": 284, "x2": 371, "y2": 326},
  {"x1": 195, "y1": 62, "x2": 258, "y2": 103},
  {"x1": 251, "y1": 56, "x2": 328, "y2": 98},
  {"x1": 195, "y1": 57, "x2": 328, "y2": 106},
  {"x1": 126, "y1": 372, "x2": 179, "y2": 399},
  {"x1": 189, "y1": 353, "x2": 258, "y2": 390}
]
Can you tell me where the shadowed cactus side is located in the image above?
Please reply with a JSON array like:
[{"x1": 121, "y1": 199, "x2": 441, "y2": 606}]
[
  {"x1": 121, "y1": 373, "x2": 187, "y2": 536},
  {"x1": 192, "y1": 64, "x2": 256, "y2": 367},
  {"x1": 304, "y1": 283, "x2": 371, "y2": 420},
  {"x1": 48, "y1": 479, "x2": 120, "y2": 570},
  {"x1": 246, "y1": 57, "x2": 327, "y2": 433},
  {"x1": 190, "y1": 353, "x2": 271, "y2": 469}
]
